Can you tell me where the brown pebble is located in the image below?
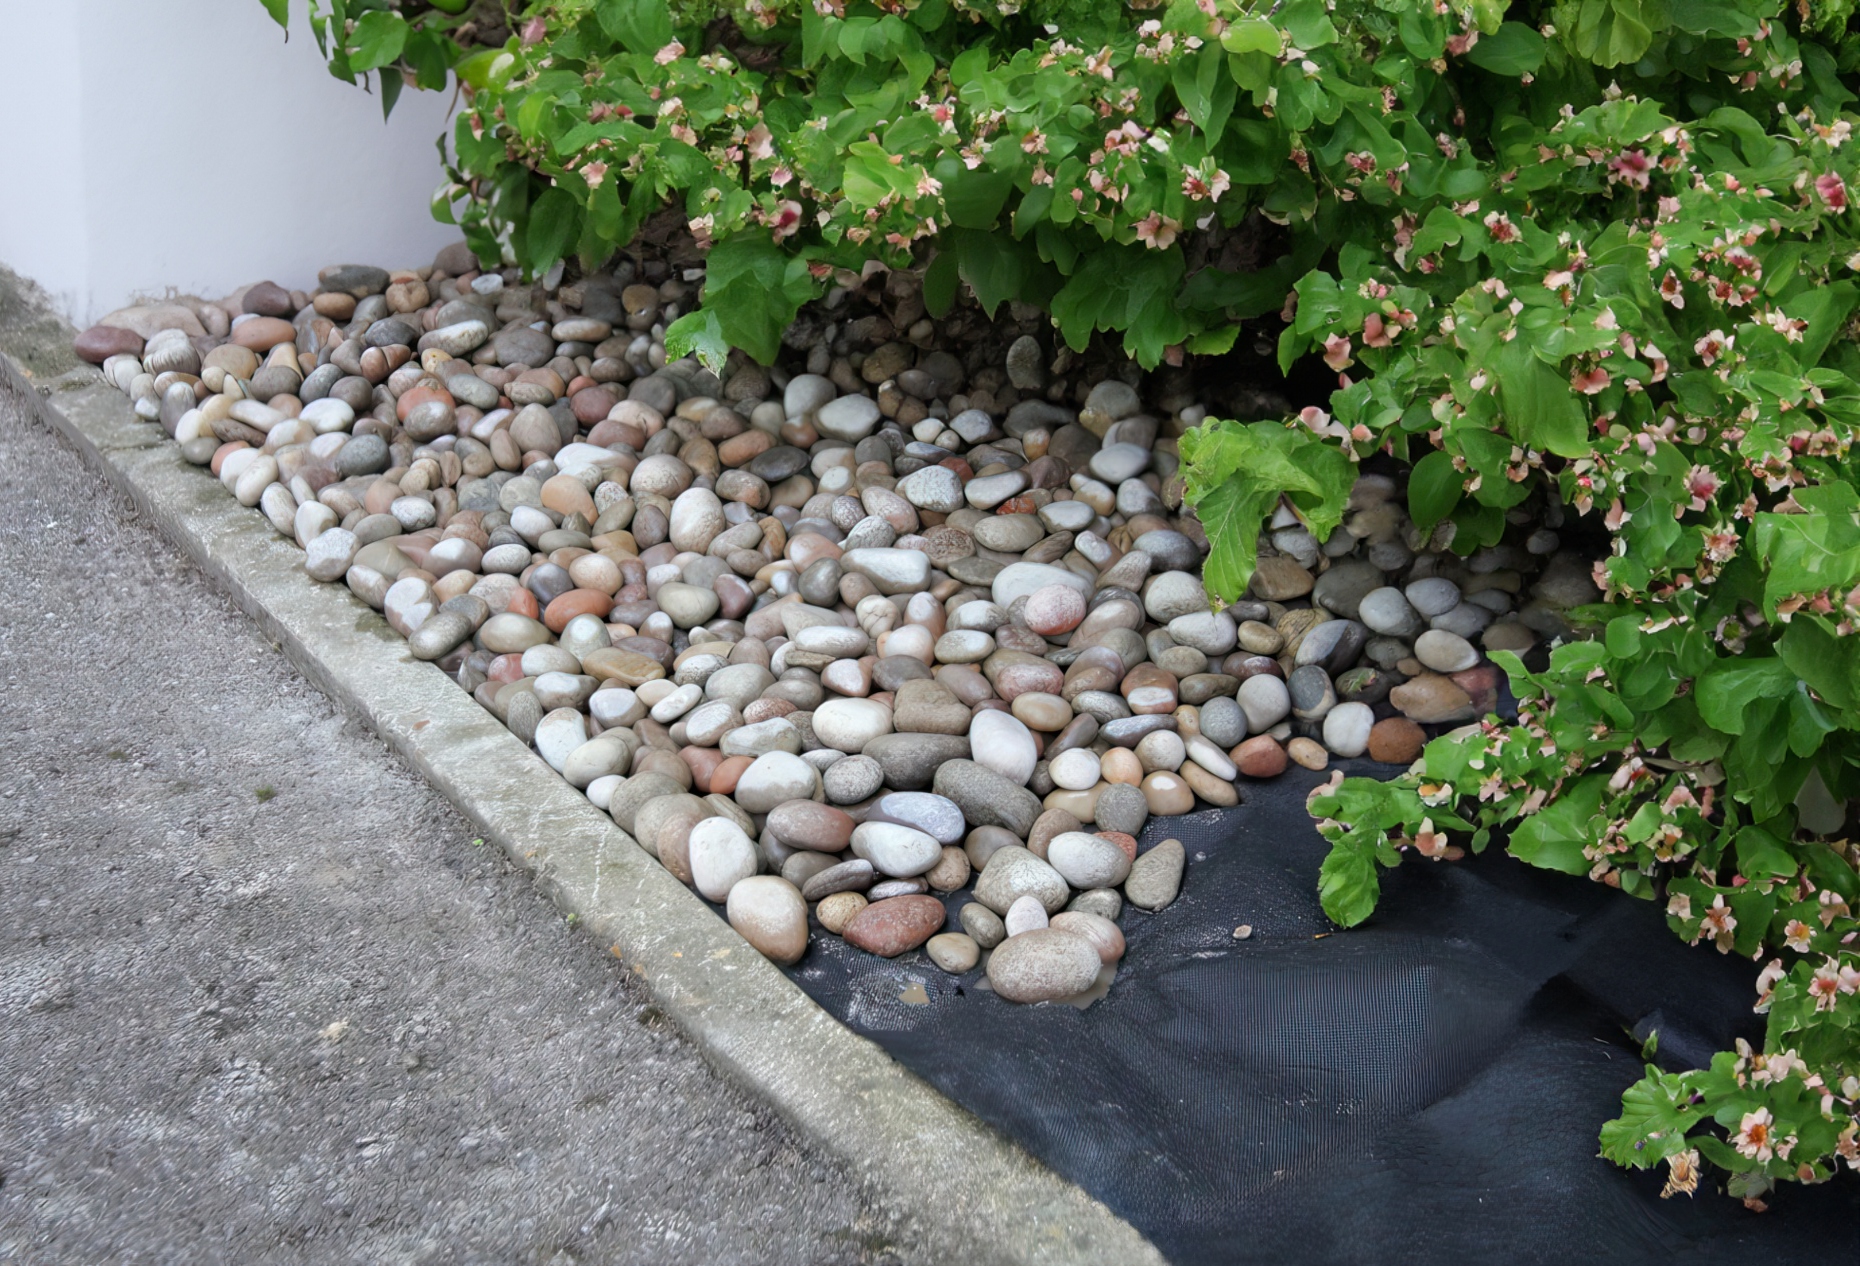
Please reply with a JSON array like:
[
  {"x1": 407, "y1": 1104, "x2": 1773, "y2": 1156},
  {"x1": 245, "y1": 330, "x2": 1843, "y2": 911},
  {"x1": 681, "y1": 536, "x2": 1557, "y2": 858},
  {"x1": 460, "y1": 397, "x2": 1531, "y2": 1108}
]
[
  {"x1": 1234, "y1": 735, "x2": 1288, "y2": 778},
  {"x1": 1286, "y1": 738, "x2": 1329, "y2": 771},
  {"x1": 1367, "y1": 717, "x2": 1427, "y2": 764},
  {"x1": 816, "y1": 891, "x2": 868, "y2": 935},
  {"x1": 843, "y1": 895, "x2": 947, "y2": 957}
]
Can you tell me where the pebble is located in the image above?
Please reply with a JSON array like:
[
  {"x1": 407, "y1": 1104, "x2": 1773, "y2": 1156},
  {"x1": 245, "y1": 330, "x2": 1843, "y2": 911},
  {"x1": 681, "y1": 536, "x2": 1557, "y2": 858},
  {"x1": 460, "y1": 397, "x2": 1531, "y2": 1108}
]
[
  {"x1": 1368, "y1": 718, "x2": 1427, "y2": 764},
  {"x1": 1321, "y1": 702, "x2": 1376, "y2": 759},
  {"x1": 689, "y1": 817, "x2": 758, "y2": 902},
  {"x1": 987, "y1": 929, "x2": 1104, "y2": 1003},
  {"x1": 1004, "y1": 893, "x2": 1051, "y2": 937},
  {"x1": 960, "y1": 901, "x2": 1007, "y2": 948},
  {"x1": 1124, "y1": 839, "x2": 1185, "y2": 911},
  {"x1": 1049, "y1": 911, "x2": 1125, "y2": 964},
  {"x1": 843, "y1": 895, "x2": 946, "y2": 957},
  {"x1": 926, "y1": 932, "x2": 981, "y2": 973},
  {"x1": 726, "y1": 876, "x2": 808, "y2": 965}
]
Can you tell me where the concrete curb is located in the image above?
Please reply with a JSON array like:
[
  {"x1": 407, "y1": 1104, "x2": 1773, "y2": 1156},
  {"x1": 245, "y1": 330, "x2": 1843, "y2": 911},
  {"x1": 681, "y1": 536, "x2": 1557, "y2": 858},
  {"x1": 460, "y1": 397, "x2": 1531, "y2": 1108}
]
[{"x1": 0, "y1": 302, "x2": 1167, "y2": 1266}]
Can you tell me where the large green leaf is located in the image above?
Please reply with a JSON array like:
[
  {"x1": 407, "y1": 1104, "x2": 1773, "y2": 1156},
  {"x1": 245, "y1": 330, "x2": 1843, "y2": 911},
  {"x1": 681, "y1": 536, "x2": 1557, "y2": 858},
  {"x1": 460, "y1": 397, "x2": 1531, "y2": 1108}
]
[
  {"x1": 1464, "y1": 22, "x2": 1547, "y2": 74},
  {"x1": 1498, "y1": 340, "x2": 1589, "y2": 457},
  {"x1": 692, "y1": 235, "x2": 820, "y2": 365},
  {"x1": 1318, "y1": 840, "x2": 1380, "y2": 927},
  {"x1": 1695, "y1": 658, "x2": 1799, "y2": 735},
  {"x1": 663, "y1": 309, "x2": 729, "y2": 373},
  {"x1": 1178, "y1": 419, "x2": 1357, "y2": 601},
  {"x1": 1509, "y1": 776, "x2": 1605, "y2": 875},
  {"x1": 596, "y1": 0, "x2": 675, "y2": 55},
  {"x1": 1600, "y1": 1067, "x2": 1702, "y2": 1166},
  {"x1": 347, "y1": 11, "x2": 408, "y2": 73},
  {"x1": 1406, "y1": 448, "x2": 1462, "y2": 533},
  {"x1": 523, "y1": 186, "x2": 580, "y2": 276}
]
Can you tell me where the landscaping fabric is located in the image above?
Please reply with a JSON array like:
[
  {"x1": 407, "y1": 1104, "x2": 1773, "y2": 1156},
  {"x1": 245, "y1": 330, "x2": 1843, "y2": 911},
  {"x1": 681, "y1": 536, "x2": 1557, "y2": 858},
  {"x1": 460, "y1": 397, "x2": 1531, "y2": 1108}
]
[{"x1": 783, "y1": 765, "x2": 1860, "y2": 1265}]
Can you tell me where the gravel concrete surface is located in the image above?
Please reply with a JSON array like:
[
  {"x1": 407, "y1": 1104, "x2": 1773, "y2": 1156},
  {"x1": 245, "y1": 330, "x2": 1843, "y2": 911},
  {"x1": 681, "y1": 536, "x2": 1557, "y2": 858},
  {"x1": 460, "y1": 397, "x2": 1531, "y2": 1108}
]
[{"x1": 0, "y1": 380, "x2": 905, "y2": 1266}]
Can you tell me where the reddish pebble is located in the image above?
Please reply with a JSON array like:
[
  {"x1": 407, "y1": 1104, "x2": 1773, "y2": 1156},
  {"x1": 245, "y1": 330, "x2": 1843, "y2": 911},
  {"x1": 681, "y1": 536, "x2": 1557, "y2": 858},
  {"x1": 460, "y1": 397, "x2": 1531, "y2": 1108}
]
[
  {"x1": 230, "y1": 316, "x2": 298, "y2": 351},
  {"x1": 708, "y1": 755, "x2": 754, "y2": 796},
  {"x1": 572, "y1": 385, "x2": 619, "y2": 424},
  {"x1": 680, "y1": 746, "x2": 725, "y2": 793},
  {"x1": 1023, "y1": 584, "x2": 1086, "y2": 637},
  {"x1": 743, "y1": 697, "x2": 797, "y2": 724},
  {"x1": 209, "y1": 441, "x2": 249, "y2": 476},
  {"x1": 842, "y1": 895, "x2": 947, "y2": 957},
  {"x1": 505, "y1": 588, "x2": 541, "y2": 620},
  {"x1": 544, "y1": 588, "x2": 615, "y2": 633},
  {"x1": 74, "y1": 324, "x2": 144, "y2": 363},
  {"x1": 1235, "y1": 735, "x2": 1288, "y2": 779},
  {"x1": 396, "y1": 383, "x2": 454, "y2": 422},
  {"x1": 487, "y1": 653, "x2": 526, "y2": 684},
  {"x1": 1367, "y1": 718, "x2": 1426, "y2": 764},
  {"x1": 1095, "y1": 831, "x2": 1139, "y2": 862},
  {"x1": 996, "y1": 494, "x2": 1040, "y2": 515}
]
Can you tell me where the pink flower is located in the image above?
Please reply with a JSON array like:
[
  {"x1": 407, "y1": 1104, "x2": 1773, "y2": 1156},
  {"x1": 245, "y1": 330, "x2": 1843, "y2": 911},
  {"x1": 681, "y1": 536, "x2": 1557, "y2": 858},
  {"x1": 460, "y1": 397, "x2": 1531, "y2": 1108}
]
[
  {"x1": 1483, "y1": 211, "x2": 1519, "y2": 243},
  {"x1": 1785, "y1": 919, "x2": 1816, "y2": 952},
  {"x1": 521, "y1": 17, "x2": 548, "y2": 45},
  {"x1": 1694, "y1": 330, "x2": 1730, "y2": 366},
  {"x1": 1323, "y1": 335, "x2": 1353, "y2": 371},
  {"x1": 654, "y1": 40, "x2": 686, "y2": 65},
  {"x1": 1659, "y1": 271, "x2": 1685, "y2": 308},
  {"x1": 1811, "y1": 964, "x2": 1844, "y2": 1011},
  {"x1": 1361, "y1": 313, "x2": 1394, "y2": 348},
  {"x1": 1133, "y1": 211, "x2": 1178, "y2": 249},
  {"x1": 1696, "y1": 894, "x2": 1737, "y2": 951},
  {"x1": 1817, "y1": 173, "x2": 1849, "y2": 210},
  {"x1": 581, "y1": 160, "x2": 609, "y2": 190},
  {"x1": 1572, "y1": 366, "x2": 1611, "y2": 394},
  {"x1": 1609, "y1": 149, "x2": 1653, "y2": 189},
  {"x1": 770, "y1": 199, "x2": 804, "y2": 241},
  {"x1": 745, "y1": 122, "x2": 775, "y2": 161},
  {"x1": 1684, "y1": 465, "x2": 1720, "y2": 511},
  {"x1": 1733, "y1": 1107, "x2": 1777, "y2": 1162}
]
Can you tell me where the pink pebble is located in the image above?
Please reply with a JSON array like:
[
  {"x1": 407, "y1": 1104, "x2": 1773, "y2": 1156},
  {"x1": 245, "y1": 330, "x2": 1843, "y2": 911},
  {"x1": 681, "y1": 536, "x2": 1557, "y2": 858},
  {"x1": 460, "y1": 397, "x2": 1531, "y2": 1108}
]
[{"x1": 1023, "y1": 584, "x2": 1085, "y2": 636}]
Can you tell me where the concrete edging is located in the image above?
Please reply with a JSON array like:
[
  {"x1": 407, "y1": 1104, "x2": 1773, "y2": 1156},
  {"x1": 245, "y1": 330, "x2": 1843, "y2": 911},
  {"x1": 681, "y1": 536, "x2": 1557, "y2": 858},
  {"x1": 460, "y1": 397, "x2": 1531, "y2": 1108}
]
[{"x1": 0, "y1": 318, "x2": 1166, "y2": 1266}]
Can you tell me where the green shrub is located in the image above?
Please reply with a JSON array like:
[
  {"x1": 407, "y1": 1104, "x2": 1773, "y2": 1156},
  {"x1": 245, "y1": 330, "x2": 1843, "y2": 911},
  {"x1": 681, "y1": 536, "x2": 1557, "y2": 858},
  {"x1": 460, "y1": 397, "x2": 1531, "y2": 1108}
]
[{"x1": 268, "y1": 0, "x2": 1860, "y2": 1201}]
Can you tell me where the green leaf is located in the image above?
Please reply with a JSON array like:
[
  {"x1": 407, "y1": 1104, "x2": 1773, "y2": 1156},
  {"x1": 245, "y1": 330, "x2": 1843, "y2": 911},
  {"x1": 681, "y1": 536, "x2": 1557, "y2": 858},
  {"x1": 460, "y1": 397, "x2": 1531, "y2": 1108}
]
[
  {"x1": 1406, "y1": 449, "x2": 1462, "y2": 532},
  {"x1": 923, "y1": 250, "x2": 959, "y2": 318},
  {"x1": 1605, "y1": 616, "x2": 1642, "y2": 659},
  {"x1": 1695, "y1": 658, "x2": 1799, "y2": 735},
  {"x1": 694, "y1": 234, "x2": 818, "y2": 365},
  {"x1": 1509, "y1": 776, "x2": 1605, "y2": 875},
  {"x1": 1736, "y1": 824, "x2": 1799, "y2": 882},
  {"x1": 596, "y1": 0, "x2": 675, "y2": 55},
  {"x1": 663, "y1": 308, "x2": 729, "y2": 373},
  {"x1": 261, "y1": 0, "x2": 289, "y2": 28},
  {"x1": 1600, "y1": 1067, "x2": 1700, "y2": 1167},
  {"x1": 379, "y1": 67, "x2": 403, "y2": 119},
  {"x1": 1179, "y1": 419, "x2": 1357, "y2": 601},
  {"x1": 1778, "y1": 618, "x2": 1859, "y2": 712},
  {"x1": 1220, "y1": 18, "x2": 1283, "y2": 55},
  {"x1": 1498, "y1": 340, "x2": 1589, "y2": 457},
  {"x1": 1464, "y1": 22, "x2": 1547, "y2": 75},
  {"x1": 524, "y1": 187, "x2": 580, "y2": 277},
  {"x1": 1279, "y1": 0, "x2": 1338, "y2": 48},
  {"x1": 1318, "y1": 840, "x2": 1380, "y2": 927},
  {"x1": 347, "y1": 11, "x2": 408, "y2": 74}
]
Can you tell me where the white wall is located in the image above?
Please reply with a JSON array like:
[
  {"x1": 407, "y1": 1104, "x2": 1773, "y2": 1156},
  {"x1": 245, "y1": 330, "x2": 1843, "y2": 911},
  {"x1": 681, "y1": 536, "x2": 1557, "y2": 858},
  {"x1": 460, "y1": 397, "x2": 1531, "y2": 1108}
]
[{"x1": 0, "y1": 0, "x2": 466, "y2": 327}]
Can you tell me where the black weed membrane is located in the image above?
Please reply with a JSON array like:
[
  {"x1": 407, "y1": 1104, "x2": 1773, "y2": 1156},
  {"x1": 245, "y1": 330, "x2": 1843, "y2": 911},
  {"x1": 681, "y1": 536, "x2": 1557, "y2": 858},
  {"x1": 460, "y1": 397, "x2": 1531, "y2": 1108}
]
[{"x1": 781, "y1": 766, "x2": 1860, "y2": 1265}]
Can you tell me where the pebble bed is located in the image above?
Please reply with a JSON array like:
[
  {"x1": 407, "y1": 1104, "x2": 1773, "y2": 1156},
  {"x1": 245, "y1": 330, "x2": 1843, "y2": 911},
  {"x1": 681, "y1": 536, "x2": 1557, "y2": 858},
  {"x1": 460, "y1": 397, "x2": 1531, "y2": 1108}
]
[{"x1": 73, "y1": 248, "x2": 1599, "y2": 1004}]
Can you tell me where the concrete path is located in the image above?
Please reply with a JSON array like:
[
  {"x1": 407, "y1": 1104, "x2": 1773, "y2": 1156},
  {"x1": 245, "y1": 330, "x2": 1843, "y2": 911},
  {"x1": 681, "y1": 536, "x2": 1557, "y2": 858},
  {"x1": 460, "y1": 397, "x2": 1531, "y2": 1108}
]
[{"x1": 0, "y1": 382, "x2": 904, "y2": 1265}]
